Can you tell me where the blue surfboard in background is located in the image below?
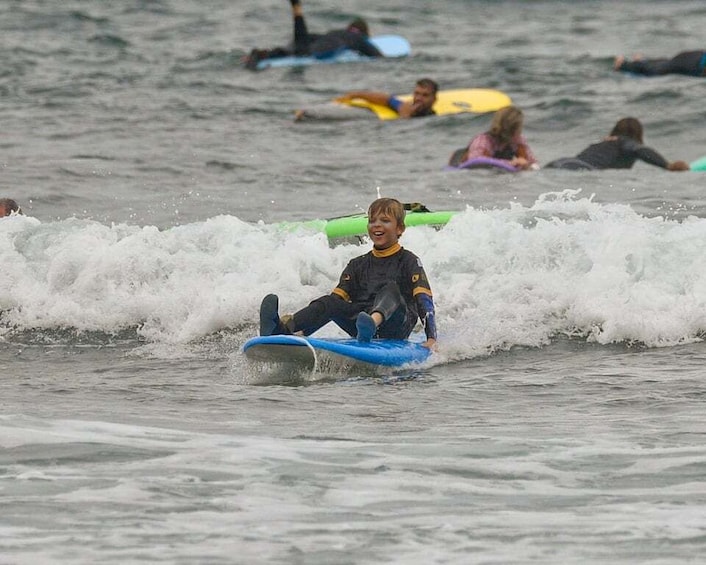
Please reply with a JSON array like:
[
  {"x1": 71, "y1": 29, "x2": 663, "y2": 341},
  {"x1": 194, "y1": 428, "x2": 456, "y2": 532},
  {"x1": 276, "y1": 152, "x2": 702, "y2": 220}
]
[{"x1": 255, "y1": 35, "x2": 411, "y2": 70}]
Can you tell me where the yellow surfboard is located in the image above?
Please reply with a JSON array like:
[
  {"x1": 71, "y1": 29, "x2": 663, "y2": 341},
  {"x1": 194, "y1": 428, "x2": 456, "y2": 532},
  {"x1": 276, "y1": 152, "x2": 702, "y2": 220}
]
[{"x1": 342, "y1": 88, "x2": 512, "y2": 121}]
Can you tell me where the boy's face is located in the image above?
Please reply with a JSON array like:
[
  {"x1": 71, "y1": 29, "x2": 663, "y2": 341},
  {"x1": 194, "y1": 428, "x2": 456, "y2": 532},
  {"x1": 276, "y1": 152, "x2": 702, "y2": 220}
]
[{"x1": 367, "y1": 209, "x2": 403, "y2": 249}]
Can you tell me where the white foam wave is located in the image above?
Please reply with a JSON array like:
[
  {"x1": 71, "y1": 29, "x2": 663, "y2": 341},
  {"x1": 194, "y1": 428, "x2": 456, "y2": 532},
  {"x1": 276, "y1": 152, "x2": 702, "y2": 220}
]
[{"x1": 2, "y1": 191, "x2": 705, "y2": 355}]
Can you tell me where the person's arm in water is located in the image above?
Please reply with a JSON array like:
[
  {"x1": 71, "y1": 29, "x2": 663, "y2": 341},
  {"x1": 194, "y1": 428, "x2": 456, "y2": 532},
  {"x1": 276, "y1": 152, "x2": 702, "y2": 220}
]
[
  {"x1": 622, "y1": 138, "x2": 689, "y2": 171},
  {"x1": 512, "y1": 137, "x2": 540, "y2": 170},
  {"x1": 667, "y1": 160, "x2": 690, "y2": 171},
  {"x1": 348, "y1": 35, "x2": 383, "y2": 57}
]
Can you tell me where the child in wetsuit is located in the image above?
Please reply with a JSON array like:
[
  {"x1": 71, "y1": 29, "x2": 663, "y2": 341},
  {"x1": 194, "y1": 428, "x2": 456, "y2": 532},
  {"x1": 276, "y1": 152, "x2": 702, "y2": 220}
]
[{"x1": 258, "y1": 198, "x2": 437, "y2": 350}]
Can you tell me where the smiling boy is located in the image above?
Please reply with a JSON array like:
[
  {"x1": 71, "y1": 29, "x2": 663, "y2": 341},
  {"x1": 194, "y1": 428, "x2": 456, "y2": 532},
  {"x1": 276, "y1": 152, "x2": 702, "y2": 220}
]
[{"x1": 259, "y1": 198, "x2": 437, "y2": 349}]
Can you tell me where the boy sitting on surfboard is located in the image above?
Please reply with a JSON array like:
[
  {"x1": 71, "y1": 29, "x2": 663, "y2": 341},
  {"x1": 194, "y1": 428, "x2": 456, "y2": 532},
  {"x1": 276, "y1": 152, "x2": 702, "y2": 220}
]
[{"x1": 259, "y1": 198, "x2": 437, "y2": 350}]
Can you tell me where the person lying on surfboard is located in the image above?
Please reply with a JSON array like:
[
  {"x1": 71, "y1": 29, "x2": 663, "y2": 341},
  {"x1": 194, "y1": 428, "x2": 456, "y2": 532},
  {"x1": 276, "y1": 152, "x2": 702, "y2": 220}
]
[
  {"x1": 614, "y1": 50, "x2": 706, "y2": 77},
  {"x1": 258, "y1": 197, "x2": 437, "y2": 350},
  {"x1": 243, "y1": 0, "x2": 382, "y2": 70},
  {"x1": 334, "y1": 78, "x2": 439, "y2": 119},
  {"x1": 544, "y1": 117, "x2": 689, "y2": 171},
  {"x1": 448, "y1": 105, "x2": 539, "y2": 171}
]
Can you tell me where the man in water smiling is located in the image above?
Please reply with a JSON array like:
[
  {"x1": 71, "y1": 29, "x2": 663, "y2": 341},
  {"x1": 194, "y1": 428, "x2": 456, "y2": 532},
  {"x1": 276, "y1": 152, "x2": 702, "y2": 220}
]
[
  {"x1": 258, "y1": 197, "x2": 437, "y2": 350},
  {"x1": 334, "y1": 78, "x2": 439, "y2": 119}
]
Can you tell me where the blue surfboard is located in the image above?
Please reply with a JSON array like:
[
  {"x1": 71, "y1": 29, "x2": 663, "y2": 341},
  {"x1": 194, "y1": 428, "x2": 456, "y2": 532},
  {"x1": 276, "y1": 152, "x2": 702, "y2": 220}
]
[
  {"x1": 255, "y1": 35, "x2": 410, "y2": 70},
  {"x1": 242, "y1": 334, "x2": 430, "y2": 369}
]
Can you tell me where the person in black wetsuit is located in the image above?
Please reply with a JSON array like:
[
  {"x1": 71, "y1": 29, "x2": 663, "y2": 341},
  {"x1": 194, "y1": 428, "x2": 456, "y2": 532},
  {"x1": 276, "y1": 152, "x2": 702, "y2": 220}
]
[
  {"x1": 544, "y1": 118, "x2": 689, "y2": 171},
  {"x1": 614, "y1": 51, "x2": 706, "y2": 77},
  {"x1": 244, "y1": 0, "x2": 383, "y2": 70},
  {"x1": 258, "y1": 198, "x2": 438, "y2": 350}
]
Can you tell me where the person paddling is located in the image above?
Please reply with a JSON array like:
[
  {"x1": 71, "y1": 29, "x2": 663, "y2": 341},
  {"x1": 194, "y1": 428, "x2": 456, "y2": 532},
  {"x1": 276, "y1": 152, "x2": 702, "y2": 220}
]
[{"x1": 243, "y1": 0, "x2": 382, "y2": 70}]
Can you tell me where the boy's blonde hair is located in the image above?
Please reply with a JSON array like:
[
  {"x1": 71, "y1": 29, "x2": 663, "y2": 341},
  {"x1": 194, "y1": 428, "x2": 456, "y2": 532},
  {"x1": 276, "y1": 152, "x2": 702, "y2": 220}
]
[{"x1": 368, "y1": 198, "x2": 406, "y2": 229}]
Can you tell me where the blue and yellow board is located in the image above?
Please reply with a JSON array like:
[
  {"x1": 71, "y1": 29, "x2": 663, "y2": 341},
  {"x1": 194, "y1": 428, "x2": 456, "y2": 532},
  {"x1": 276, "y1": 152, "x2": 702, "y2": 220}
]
[{"x1": 338, "y1": 88, "x2": 512, "y2": 121}]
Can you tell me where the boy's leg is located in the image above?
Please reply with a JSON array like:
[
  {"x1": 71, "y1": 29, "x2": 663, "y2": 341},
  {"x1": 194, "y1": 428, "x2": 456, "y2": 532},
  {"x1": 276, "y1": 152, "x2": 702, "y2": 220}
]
[
  {"x1": 371, "y1": 282, "x2": 416, "y2": 340},
  {"x1": 259, "y1": 294, "x2": 281, "y2": 336},
  {"x1": 292, "y1": 295, "x2": 358, "y2": 336}
]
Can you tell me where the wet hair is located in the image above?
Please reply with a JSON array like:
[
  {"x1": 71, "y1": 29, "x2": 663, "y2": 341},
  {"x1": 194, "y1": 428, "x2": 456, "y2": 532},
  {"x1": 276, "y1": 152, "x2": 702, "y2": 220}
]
[
  {"x1": 610, "y1": 117, "x2": 643, "y2": 143},
  {"x1": 416, "y1": 78, "x2": 439, "y2": 95},
  {"x1": 368, "y1": 198, "x2": 406, "y2": 229},
  {"x1": 0, "y1": 198, "x2": 21, "y2": 216},
  {"x1": 348, "y1": 17, "x2": 369, "y2": 36},
  {"x1": 489, "y1": 105, "x2": 524, "y2": 145}
]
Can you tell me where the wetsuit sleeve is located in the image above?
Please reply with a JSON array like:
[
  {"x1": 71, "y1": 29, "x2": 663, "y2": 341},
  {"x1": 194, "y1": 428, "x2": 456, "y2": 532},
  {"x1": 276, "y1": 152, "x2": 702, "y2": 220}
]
[
  {"x1": 622, "y1": 138, "x2": 669, "y2": 169},
  {"x1": 407, "y1": 255, "x2": 437, "y2": 341},
  {"x1": 351, "y1": 36, "x2": 383, "y2": 57},
  {"x1": 387, "y1": 96, "x2": 403, "y2": 112},
  {"x1": 415, "y1": 291, "x2": 437, "y2": 341}
]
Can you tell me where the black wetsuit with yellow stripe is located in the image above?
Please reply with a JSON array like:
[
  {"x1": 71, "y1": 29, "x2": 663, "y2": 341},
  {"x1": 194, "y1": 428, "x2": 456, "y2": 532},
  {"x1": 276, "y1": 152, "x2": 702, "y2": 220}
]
[{"x1": 291, "y1": 243, "x2": 437, "y2": 341}]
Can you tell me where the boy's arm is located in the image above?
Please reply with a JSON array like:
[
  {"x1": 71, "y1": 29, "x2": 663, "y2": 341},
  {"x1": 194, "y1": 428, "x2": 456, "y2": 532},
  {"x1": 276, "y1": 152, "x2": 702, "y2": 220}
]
[{"x1": 415, "y1": 291, "x2": 437, "y2": 346}]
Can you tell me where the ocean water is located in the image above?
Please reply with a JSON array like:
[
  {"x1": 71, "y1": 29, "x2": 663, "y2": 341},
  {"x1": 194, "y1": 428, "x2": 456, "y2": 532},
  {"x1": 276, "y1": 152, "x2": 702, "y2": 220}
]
[{"x1": 2, "y1": 1, "x2": 706, "y2": 563}]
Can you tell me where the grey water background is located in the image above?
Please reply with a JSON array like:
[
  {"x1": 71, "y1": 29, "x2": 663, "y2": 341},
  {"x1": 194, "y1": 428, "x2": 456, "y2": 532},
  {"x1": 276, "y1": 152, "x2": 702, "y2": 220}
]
[{"x1": 2, "y1": 1, "x2": 706, "y2": 563}]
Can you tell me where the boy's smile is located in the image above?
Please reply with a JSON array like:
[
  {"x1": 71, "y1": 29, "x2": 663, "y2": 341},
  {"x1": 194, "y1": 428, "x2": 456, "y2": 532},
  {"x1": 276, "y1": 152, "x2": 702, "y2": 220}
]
[{"x1": 367, "y1": 212, "x2": 403, "y2": 249}]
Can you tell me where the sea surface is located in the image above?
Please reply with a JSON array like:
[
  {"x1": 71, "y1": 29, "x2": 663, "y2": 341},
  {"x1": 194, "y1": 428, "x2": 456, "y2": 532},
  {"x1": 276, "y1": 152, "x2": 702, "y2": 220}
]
[{"x1": 2, "y1": 1, "x2": 706, "y2": 563}]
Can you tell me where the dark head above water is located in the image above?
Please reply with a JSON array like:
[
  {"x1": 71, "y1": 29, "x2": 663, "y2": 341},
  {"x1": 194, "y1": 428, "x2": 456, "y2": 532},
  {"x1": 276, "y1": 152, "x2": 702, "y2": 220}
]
[
  {"x1": 0, "y1": 198, "x2": 22, "y2": 217},
  {"x1": 610, "y1": 117, "x2": 643, "y2": 143},
  {"x1": 347, "y1": 17, "x2": 369, "y2": 36}
]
